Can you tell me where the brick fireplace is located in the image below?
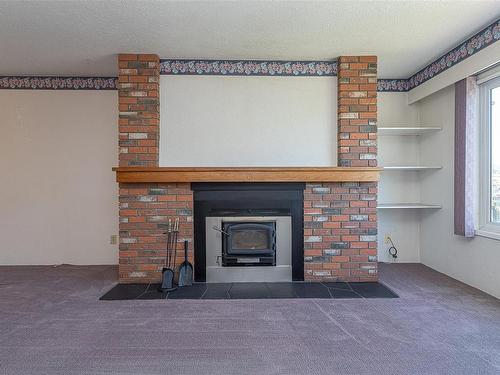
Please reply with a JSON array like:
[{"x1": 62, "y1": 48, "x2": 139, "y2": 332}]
[{"x1": 117, "y1": 54, "x2": 378, "y2": 284}]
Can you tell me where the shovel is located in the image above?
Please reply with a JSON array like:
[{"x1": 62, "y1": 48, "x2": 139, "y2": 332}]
[{"x1": 177, "y1": 240, "x2": 193, "y2": 287}]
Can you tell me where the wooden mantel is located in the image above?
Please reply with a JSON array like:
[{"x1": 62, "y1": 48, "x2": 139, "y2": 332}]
[{"x1": 113, "y1": 167, "x2": 381, "y2": 183}]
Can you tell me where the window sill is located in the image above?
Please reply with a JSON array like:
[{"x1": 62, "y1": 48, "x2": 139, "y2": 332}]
[{"x1": 475, "y1": 228, "x2": 500, "y2": 241}]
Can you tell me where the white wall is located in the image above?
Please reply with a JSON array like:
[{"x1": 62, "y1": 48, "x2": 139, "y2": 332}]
[
  {"x1": 0, "y1": 90, "x2": 118, "y2": 265},
  {"x1": 378, "y1": 87, "x2": 500, "y2": 299},
  {"x1": 159, "y1": 75, "x2": 336, "y2": 166},
  {"x1": 377, "y1": 92, "x2": 422, "y2": 263},
  {"x1": 419, "y1": 85, "x2": 500, "y2": 299}
]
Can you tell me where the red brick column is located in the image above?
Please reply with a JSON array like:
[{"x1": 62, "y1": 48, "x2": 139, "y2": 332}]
[
  {"x1": 303, "y1": 56, "x2": 378, "y2": 282},
  {"x1": 117, "y1": 54, "x2": 193, "y2": 283},
  {"x1": 337, "y1": 56, "x2": 377, "y2": 167},
  {"x1": 118, "y1": 54, "x2": 160, "y2": 167}
]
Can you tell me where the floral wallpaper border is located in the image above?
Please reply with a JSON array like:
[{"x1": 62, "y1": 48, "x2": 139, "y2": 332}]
[
  {"x1": 159, "y1": 59, "x2": 337, "y2": 76},
  {"x1": 406, "y1": 18, "x2": 499, "y2": 91},
  {"x1": 0, "y1": 76, "x2": 117, "y2": 90},
  {"x1": 160, "y1": 60, "x2": 414, "y2": 93},
  {"x1": 1, "y1": 19, "x2": 498, "y2": 91},
  {"x1": 378, "y1": 19, "x2": 500, "y2": 92},
  {"x1": 377, "y1": 79, "x2": 409, "y2": 92}
]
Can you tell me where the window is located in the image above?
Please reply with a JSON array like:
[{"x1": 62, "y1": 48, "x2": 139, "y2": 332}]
[{"x1": 478, "y1": 76, "x2": 500, "y2": 239}]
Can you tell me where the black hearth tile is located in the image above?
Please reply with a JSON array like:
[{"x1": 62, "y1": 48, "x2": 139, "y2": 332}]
[
  {"x1": 202, "y1": 283, "x2": 233, "y2": 299},
  {"x1": 329, "y1": 288, "x2": 362, "y2": 299},
  {"x1": 100, "y1": 284, "x2": 150, "y2": 300},
  {"x1": 229, "y1": 282, "x2": 270, "y2": 299},
  {"x1": 349, "y1": 282, "x2": 399, "y2": 298},
  {"x1": 266, "y1": 282, "x2": 298, "y2": 298},
  {"x1": 167, "y1": 284, "x2": 208, "y2": 299},
  {"x1": 100, "y1": 282, "x2": 397, "y2": 300},
  {"x1": 321, "y1": 282, "x2": 351, "y2": 290},
  {"x1": 136, "y1": 283, "x2": 167, "y2": 300},
  {"x1": 291, "y1": 283, "x2": 332, "y2": 298}
]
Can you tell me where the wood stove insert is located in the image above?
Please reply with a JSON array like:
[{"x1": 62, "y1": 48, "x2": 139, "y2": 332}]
[{"x1": 222, "y1": 221, "x2": 276, "y2": 266}]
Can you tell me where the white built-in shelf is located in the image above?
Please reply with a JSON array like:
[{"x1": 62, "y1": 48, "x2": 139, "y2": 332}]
[
  {"x1": 377, "y1": 203, "x2": 442, "y2": 209},
  {"x1": 378, "y1": 123, "x2": 443, "y2": 211},
  {"x1": 382, "y1": 166, "x2": 442, "y2": 171},
  {"x1": 378, "y1": 126, "x2": 442, "y2": 136}
]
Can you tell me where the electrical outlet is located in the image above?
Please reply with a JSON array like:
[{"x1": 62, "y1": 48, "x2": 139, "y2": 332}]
[{"x1": 110, "y1": 235, "x2": 117, "y2": 245}]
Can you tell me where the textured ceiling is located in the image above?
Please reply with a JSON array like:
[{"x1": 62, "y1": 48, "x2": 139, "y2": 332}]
[{"x1": 0, "y1": 1, "x2": 499, "y2": 78}]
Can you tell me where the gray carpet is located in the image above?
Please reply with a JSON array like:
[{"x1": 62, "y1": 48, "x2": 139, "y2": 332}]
[{"x1": 0, "y1": 264, "x2": 499, "y2": 375}]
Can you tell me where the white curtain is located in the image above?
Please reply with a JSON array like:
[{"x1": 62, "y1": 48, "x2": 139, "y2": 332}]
[
  {"x1": 464, "y1": 77, "x2": 478, "y2": 237},
  {"x1": 454, "y1": 77, "x2": 478, "y2": 237}
]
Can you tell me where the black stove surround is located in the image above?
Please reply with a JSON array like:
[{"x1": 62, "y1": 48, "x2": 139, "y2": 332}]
[{"x1": 192, "y1": 183, "x2": 305, "y2": 282}]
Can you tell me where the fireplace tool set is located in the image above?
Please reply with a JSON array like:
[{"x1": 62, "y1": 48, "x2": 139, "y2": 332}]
[
  {"x1": 160, "y1": 218, "x2": 179, "y2": 291},
  {"x1": 159, "y1": 218, "x2": 193, "y2": 292}
]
